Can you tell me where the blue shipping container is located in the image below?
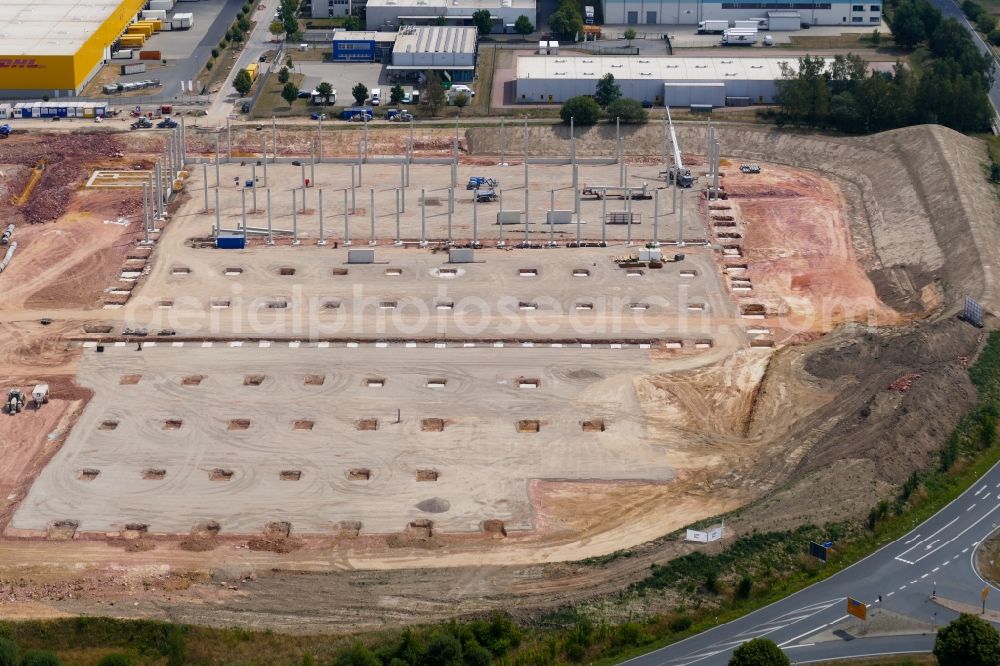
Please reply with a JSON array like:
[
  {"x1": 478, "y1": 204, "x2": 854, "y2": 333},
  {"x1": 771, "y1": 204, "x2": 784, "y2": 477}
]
[{"x1": 216, "y1": 232, "x2": 246, "y2": 249}]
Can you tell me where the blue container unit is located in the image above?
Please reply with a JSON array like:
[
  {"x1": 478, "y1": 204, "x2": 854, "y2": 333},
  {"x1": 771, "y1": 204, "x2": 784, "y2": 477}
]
[{"x1": 216, "y1": 230, "x2": 246, "y2": 249}]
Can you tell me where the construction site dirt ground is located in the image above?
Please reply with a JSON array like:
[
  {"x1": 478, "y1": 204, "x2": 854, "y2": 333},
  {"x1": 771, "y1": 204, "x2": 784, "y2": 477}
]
[{"x1": 0, "y1": 122, "x2": 997, "y2": 633}]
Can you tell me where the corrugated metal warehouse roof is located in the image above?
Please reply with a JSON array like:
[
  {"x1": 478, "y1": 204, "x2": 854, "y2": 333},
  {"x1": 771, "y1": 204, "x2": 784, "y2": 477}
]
[
  {"x1": 515, "y1": 55, "x2": 816, "y2": 82},
  {"x1": 2, "y1": 0, "x2": 130, "y2": 56},
  {"x1": 393, "y1": 26, "x2": 478, "y2": 55}
]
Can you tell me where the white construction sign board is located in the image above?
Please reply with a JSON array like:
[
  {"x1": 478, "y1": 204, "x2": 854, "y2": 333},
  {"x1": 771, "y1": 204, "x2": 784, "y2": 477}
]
[{"x1": 686, "y1": 525, "x2": 724, "y2": 543}]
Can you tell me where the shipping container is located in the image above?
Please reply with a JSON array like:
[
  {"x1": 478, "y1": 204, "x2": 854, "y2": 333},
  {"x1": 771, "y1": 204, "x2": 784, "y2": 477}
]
[
  {"x1": 122, "y1": 63, "x2": 147, "y2": 75},
  {"x1": 0, "y1": 104, "x2": 10, "y2": 120},
  {"x1": 246, "y1": 63, "x2": 258, "y2": 82},
  {"x1": 139, "y1": 50, "x2": 162, "y2": 61},
  {"x1": 142, "y1": 9, "x2": 167, "y2": 20},
  {"x1": 111, "y1": 49, "x2": 134, "y2": 59},
  {"x1": 172, "y1": 12, "x2": 193, "y2": 29},
  {"x1": 216, "y1": 231, "x2": 246, "y2": 249}
]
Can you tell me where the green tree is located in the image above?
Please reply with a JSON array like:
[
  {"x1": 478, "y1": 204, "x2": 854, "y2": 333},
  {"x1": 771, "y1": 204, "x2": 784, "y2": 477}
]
[
  {"x1": 594, "y1": 73, "x2": 621, "y2": 108},
  {"x1": 435, "y1": 15, "x2": 449, "y2": 26},
  {"x1": 0, "y1": 637, "x2": 16, "y2": 666},
  {"x1": 238, "y1": 14, "x2": 252, "y2": 32},
  {"x1": 18, "y1": 652, "x2": 61, "y2": 666},
  {"x1": 316, "y1": 81, "x2": 334, "y2": 104},
  {"x1": 425, "y1": 71, "x2": 447, "y2": 115},
  {"x1": 425, "y1": 632, "x2": 463, "y2": 666},
  {"x1": 606, "y1": 97, "x2": 648, "y2": 123},
  {"x1": 472, "y1": 9, "x2": 493, "y2": 36},
  {"x1": 977, "y1": 13, "x2": 997, "y2": 32},
  {"x1": 990, "y1": 28, "x2": 1000, "y2": 45},
  {"x1": 97, "y1": 655, "x2": 133, "y2": 666},
  {"x1": 735, "y1": 574, "x2": 753, "y2": 600},
  {"x1": 728, "y1": 638, "x2": 790, "y2": 666},
  {"x1": 891, "y1": 2, "x2": 928, "y2": 49},
  {"x1": 390, "y1": 84, "x2": 405, "y2": 106},
  {"x1": 559, "y1": 95, "x2": 599, "y2": 125},
  {"x1": 233, "y1": 69, "x2": 254, "y2": 97},
  {"x1": 281, "y1": 81, "x2": 300, "y2": 107},
  {"x1": 278, "y1": 66, "x2": 290, "y2": 84},
  {"x1": 269, "y1": 19, "x2": 286, "y2": 38},
  {"x1": 623, "y1": 27, "x2": 637, "y2": 44},
  {"x1": 344, "y1": 15, "x2": 361, "y2": 30},
  {"x1": 514, "y1": 15, "x2": 535, "y2": 37},
  {"x1": 352, "y1": 82, "x2": 368, "y2": 105},
  {"x1": 452, "y1": 92, "x2": 470, "y2": 111},
  {"x1": 284, "y1": 13, "x2": 299, "y2": 37},
  {"x1": 934, "y1": 613, "x2": 1000, "y2": 666},
  {"x1": 334, "y1": 642, "x2": 380, "y2": 666},
  {"x1": 548, "y1": 3, "x2": 583, "y2": 40}
]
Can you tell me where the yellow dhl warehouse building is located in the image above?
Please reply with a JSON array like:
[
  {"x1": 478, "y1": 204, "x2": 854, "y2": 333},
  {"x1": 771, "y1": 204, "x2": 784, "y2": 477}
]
[{"x1": 0, "y1": 0, "x2": 146, "y2": 97}]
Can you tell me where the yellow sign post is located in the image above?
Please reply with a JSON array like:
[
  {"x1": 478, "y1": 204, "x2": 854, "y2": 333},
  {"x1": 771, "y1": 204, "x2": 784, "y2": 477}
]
[{"x1": 846, "y1": 597, "x2": 867, "y2": 622}]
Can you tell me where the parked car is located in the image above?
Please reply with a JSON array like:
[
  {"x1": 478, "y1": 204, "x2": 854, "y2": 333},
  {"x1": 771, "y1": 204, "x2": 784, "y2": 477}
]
[
  {"x1": 297, "y1": 90, "x2": 311, "y2": 99},
  {"x1": 450, "y1": 84, "x2": 475, "y2": 97},
  {"x1": 402, "y1": 91, "x2": 413, "y2": 104},
  {"x1": 310, "y1": 112, "x2": 327, "y2": 120},
  {"x1": 259, "y1": 54, "x2": 268, "y2": 62}
]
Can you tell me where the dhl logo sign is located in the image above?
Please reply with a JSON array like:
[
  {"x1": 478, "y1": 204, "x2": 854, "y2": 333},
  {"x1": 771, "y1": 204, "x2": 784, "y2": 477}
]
[{"x1": 0, "y1": 59, "x2": 42, "y2": 69}]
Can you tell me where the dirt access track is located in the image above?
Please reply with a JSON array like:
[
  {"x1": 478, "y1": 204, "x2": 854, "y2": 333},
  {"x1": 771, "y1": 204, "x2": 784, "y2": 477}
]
[{"x1": 0, "y1": 122, "x2": 997, "y2": 632}]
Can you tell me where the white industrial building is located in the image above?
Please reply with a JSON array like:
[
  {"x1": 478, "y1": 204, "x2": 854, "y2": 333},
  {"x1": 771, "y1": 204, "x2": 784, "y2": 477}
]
[
  {"x1": 364, "y1": 0, "x2": 536, "y2": 32},
  {"x1": 600, "y1": 0, "x2": 882, "y2": 26},
  {"x1": 389, "y1": 26, "x2": 479, "y2": 81},
  {"x1": 515, "y1": 55, "x2": 824, "y2": 106}
]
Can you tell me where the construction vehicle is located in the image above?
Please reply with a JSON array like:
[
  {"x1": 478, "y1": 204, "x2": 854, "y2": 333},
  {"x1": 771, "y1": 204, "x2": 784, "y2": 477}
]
[
  {"x1": 157, "y1": 117, "x2": 178, "y2": 128},
  {"x1": 6, "y1": 388, "x2": 25, "y2": 415},
  {"x1": 466, "y1": 176, "x2": 498, "y2": 190},
  {"x1": 582, "y1": 25, "x2": 602, "y2": 39},
  {"x1": 342, "y1": 106, "x2": 373, "y2": 121},
  {"x1": 32, "y1": 384, "x2": 49, "y2": 409},
  {"x1": 661, "y1": 106, "x2": 696, "y2": 187},
  {"x1": 0, "y1": 124, "x2": 11, "y2": 139},
  {"x1": 475, "y1": 189, "x2": 498, "y2": 202},
  {"x1": 130, "y1": 117, "x2": 153, "y2": 130},
  {"x1": 580, "y1": 184, "x2": 653, "y2": 199}
]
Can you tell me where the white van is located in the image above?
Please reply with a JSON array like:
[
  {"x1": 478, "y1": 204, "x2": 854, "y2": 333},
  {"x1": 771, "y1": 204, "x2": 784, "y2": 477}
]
[
  {"x1": 370, "y1": 88, "x2": 381, "y2": 106},
  {"x1": 450, "y1": 84, "x2": 475, "y2": 97}
]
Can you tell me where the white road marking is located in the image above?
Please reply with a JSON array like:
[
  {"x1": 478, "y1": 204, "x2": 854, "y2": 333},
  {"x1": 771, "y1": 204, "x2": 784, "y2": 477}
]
[
  {"x1": 976, "y1": 484, "x2": 987, "y2": 495},
  {"x1": 900, "y1": 585, "x2": 907, "y2": 590},
  {"x1": 229, "y1": 341, "x2": 242, "y2": 347},
  {"x1": 777, "y1": 614, "x2": 849, "y2": 648},
  {"x1": 921, "y1": 573, "x2": 929, "y2": 579},
  {"x1": 910, "y1": 504, "x2": 1000, "y2": 564},
  {"x1": 405, "y1": 342, "x2": 416, "y2": 348},
  {"x1": 969, "y1": 504, "x2": 978, "y2": 511},
  {"x1": 375, "y1": 342, "x2": 387, "y2": 348},
  {"x1": 201, "y1": 342, "x2": 212, "y2": 348},
  {"x1": 896, "y1": 517, "x2": 958, "y2": 562},
  {"x1": 347, "y1": 342, "x2": 358, "y2": 348},
  {"x1": 963, "y1": 548, "x2": 970, "y2": 553},
  {"x1": 172, "y1": 342, "x2": 183, "y2": 347},
  {"x1": 258, "y1": 341, "x2": 270, "y2": 348},
  {"x1": 985, "y1": 493, "x2": 992, "y2": 500},
  {"x1": 911, "y1": 580, "x2": 918, "y2": 584},
  {"x1": 887, "y1": 591, "x2": 895, "y2": 597},
  {"x1": 288, "y1": 341, "x2": 300, "y2": 348},
  {"x1": 932, "y1": 567, "x2": 940, "y2": 572},
  {"x1": 318, "y1": 341, "x2": 329, "y2": 348},
  {"x1": 904, "y1": 534, "x2": 922, "y2": 545},
  {"x1": 114, "y1": 341, "x2": 126, "y2": 347}
]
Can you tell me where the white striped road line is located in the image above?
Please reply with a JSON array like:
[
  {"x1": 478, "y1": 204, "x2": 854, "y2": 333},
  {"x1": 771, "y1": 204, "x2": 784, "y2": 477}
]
[
  {"x1": 229, "y1": 341, "x2": 242, "y2": 347},
  {"x1": 943, "y1": 561, "x2": 950, "y2": 566},
  {"x1": 347, "y1": 342, "x2": 358, "y2": 348},
  {"x1": 921, "y1": 573, "x2": 929, "y2": 579},
  {"x1": 375, "y1": 342, "x2": 387, "y2": 348},
  {"x1": 172, "y1": 342, "x2": 183, "y2": 347},
  {"x1": 463, "y1": 342, "x2": 476, "y2": 348},
  {"x1": 899, "y1": 585, "x2": 907, "y2": 590},
  {"x1": 969, "y1": 504, "x2": 978, "y2": 511},
  {"x1": 405, "y1": 342, "x2": 416, "y2": 348},
  {"x1": 932, "y1": 567, "x2": 940, "y2": 572},
  {"x1": 289, "y1": 341, "x2": 301, "y2": 348},
  {"x1": 551, "y1": 343, "x2": 563, "y2": 348},
  {"x1": 318, "y1": 341, "x2": 329, "y2": 348},
  {"x1": 581, "y1": 343, "x2": 592, "y2": 348},
  {"x1": 259, "y1": 341, "x2": 271, "y2": 348},
  {"x1": 434, "y1": 342, "x2": 446, "y2": 348},
  {"x1": 114, "y1": 341, "x2": 126, "y2": 347},
  {"x1": 522, "y1": 342, "x2": 534, "y2": 347},
  {"x1": 201, "y1": 342, "x2": 213, "y2": 348},
  {"x1": 83, "y1": 341, "x2": 97, "y2": 348},
  {"x1": 777, "y1": 614, "x2": 849, "y2": 648},
  {"x1": 904, "y1": 534, "x2": 922, "y2": 545},
  {"x1": 611, "y1": 343, "x2": 622, "y2": 348},
  {"x1": 963, "y1": 548, "x2": 970, "y2": 553},
  {"x1": 493, "y1": 342, "x2": 503, "y2": 348},
  {"x1": 976, "y1": 484, "x2": 987, "y2": 495},
  {"x1": 896, "y1": 517, "x2": 958, "y2": 562},
  {"x1": 985, "y1": 493, "x2": 992, "y2": 500},
  {"x1": 912, "y1": 504, "x2": 1000, "y2": 564},
  {"x1": 887, "y1": 591, "x2": 895, "y2": 597},
  {"x1": 640, "y1": 343, "x2": 650, "y2": 349},
  {"x1": 911, "y1": 579, "x2": 918, "y2": 584}
]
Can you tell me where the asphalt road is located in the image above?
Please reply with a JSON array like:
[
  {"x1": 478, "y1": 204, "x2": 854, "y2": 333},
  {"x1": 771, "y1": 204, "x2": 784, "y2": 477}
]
[
  {"x1": 621, "y1": 459, "x2": 1000, "y2": 666},
  {"x1": 926, "y1": 0, "x2": 1000, "y2": 116}
]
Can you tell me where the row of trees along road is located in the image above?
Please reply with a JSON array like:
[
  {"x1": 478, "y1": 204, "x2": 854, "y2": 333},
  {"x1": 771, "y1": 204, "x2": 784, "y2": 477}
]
[
  {"x1": 777, "y1": 0, "x2": 994, "y2": 133},
  {"x1": 727, "y1": 613, "x2": 1000, "y2": 665}
]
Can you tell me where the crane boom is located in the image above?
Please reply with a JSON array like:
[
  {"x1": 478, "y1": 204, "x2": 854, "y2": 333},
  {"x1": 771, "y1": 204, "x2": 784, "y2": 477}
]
[
  {"x1": 666, "y1": 107, "x2": 683, "y2": 171},
  {"x1": 663, "y1": 107, "x2": 694, "y2": 187}
]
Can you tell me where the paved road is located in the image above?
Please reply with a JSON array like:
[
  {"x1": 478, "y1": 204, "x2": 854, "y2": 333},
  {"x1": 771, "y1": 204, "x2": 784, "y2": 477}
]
[
  {"x1": 926, "y1": 0, "x2": 1000, "y2": 116},
  {"x1": 622, "y1": 460, "x2": 1000, "y2": 666},
  {"x1": 205, "y1": 0, "x2": 283, "y2": 121}
]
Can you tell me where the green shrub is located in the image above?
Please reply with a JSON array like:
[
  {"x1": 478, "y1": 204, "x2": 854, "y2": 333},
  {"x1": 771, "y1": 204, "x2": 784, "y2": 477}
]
[
  {"x1": 0, "y1": 637, "x2": 16, "y2": 666},
  {"x1": 18, "y1": 651, "x2": 60, "y2": 666},
  {"x1": 559, "y1": 96, "x2": 599, "y2": 125},
  {"x1": 211, "y1": 48, "x2": 220, "y2": 58},
  {"x1": 96, "y1": 655, "x2": 132, "y2": 666}
]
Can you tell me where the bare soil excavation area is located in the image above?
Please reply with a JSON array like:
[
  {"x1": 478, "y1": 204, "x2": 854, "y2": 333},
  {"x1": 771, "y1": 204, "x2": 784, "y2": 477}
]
[{"x1": 0, "y1": 121, "x2": 996, "y2": 632}]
